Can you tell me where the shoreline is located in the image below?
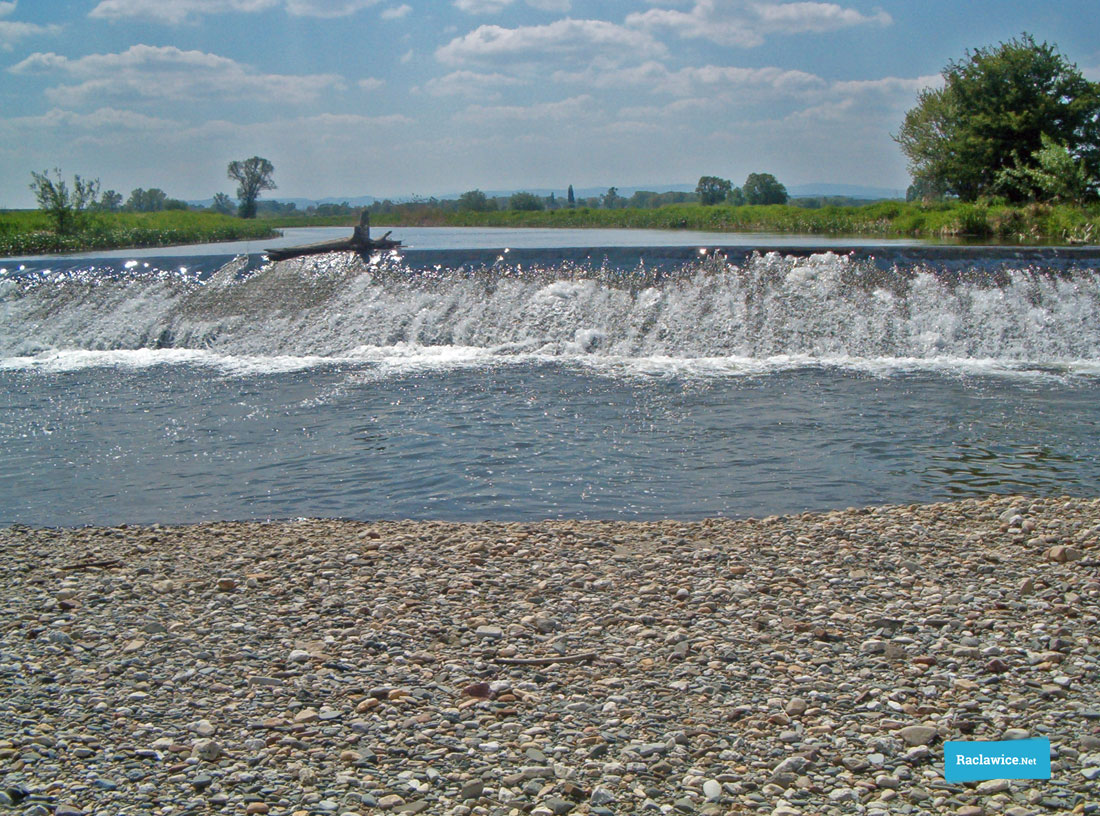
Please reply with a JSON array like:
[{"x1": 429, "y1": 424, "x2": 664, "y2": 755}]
[{"x1": 2, "y1": 495, "x2": 1098, "y2": 815}]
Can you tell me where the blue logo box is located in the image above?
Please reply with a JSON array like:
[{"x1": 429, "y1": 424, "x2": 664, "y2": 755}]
[{"x1": 945, "y1": 738, "x2": 1051, "y2": 782}]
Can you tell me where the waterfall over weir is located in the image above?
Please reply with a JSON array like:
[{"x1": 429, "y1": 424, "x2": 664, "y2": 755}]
[
  {"x1": 2, "y1": 247, "x2": 1099, "y2": 374},
  {"x1": 3, "y1": 241, "x2": 1100, "y2": 525}
]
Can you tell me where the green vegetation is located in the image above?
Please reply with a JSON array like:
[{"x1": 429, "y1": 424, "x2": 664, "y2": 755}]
[
  {"x1": 29, "y1": 169, "x2": 100, "y2": 235},
  {"x1": 897, "y1": 34, "x2": 1100, "y2": 203},
  {"x1": 0, "y1": 209, "x2": 279, "y2": 256}
]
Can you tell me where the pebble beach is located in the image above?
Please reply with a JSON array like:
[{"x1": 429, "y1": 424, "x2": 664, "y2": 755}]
[{"x1": 2, "y1": 495, "x2": 1099, "y2": 816}]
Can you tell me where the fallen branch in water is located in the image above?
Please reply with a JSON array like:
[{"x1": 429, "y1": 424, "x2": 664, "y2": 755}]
[{"x1": 493, "y1": 652, "x2": 597, "y2": 666}]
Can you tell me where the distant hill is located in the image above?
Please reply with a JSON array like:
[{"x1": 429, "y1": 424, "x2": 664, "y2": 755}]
[
  {"x1": 188, "y1": 195, "x2": 378, "y2": 208},
  {"x1": 787, "y1": 183, "x2": 905, "y2": 200}
]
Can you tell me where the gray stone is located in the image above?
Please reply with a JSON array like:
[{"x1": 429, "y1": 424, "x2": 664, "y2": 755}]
[
  {"x1": 898, "y1": 725, "x2": 938, "y2": 746},
  {"x1": 459, "y1": 781, "x2": 484, "y2": 801},
  {"x1": 590, "y1": 787, "x2": 616, "y2": 805},
  {"x1": 703, "y1": 779, "x2": 722, "y2": 801}
]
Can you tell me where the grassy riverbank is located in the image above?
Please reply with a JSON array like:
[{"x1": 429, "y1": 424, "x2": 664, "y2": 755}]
[
  {"x1": 0, "y1": 210, "x2": 279, "y2": 256},
  {"x1": 6, "y1": 200, "x2": 1100, "y2": 255},
  {"x1": 363, "y1": 200, "x2": 1100, "y2": 243}
]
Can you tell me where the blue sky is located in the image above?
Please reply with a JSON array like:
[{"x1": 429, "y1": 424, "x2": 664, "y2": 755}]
[{"x1": 2, "y1": 0, "x2": 1099, "y2": 207}]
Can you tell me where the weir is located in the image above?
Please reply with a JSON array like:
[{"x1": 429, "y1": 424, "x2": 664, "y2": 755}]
[{"x1": 2, "y1": 250, "x2": 1098, "y2": 367}]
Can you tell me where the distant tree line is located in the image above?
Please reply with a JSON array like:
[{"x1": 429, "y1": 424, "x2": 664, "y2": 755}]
[{"x1": 695, "y1": 173, "x2": 789, "y2": 206}]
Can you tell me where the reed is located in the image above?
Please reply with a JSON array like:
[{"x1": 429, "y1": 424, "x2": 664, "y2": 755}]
[{"x1": 0, "y1": 210, "x2": 279, "y2": 256}]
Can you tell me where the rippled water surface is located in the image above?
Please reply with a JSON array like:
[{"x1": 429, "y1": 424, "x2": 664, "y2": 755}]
[{"x1": 2, "y1": 235, "x2": 1098, "y2": 525}]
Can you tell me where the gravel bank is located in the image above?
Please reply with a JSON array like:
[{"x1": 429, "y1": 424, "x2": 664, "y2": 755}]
[{"x1": 1, "y1": 495, "x2": 1098, "y2": 816}]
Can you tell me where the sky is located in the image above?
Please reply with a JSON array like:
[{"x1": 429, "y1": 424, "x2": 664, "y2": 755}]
[{"x1": 2, "y1": 1, "x2": 1099, "y2": 208}]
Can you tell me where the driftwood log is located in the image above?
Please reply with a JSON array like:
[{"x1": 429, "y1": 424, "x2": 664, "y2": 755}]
[{"x1": 266, "y1": 211, "x2": 401, "y2": 261}]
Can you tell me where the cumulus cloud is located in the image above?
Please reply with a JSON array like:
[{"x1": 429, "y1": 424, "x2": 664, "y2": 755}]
[
  {"x1": 423, "y1": 70, "x2": 526, "y2": 99},
  {"x1": 0, "y1": 1, "x2": 61, "y2": 49},
  {"x1": 88, "y1": 0, "x2": 379, "y2": 23},
  {"x1": 627, "y1": 0, "x2": 892, "y2": 47},
  {"x1": 437, "y1": 18, "x2": 666, "y2": 66},
  {"x1": 454, "y1": 94, "x2": 595, "y2": 123},
  {"x1": 453, "y1": 0, "x2": 571, "y2": 12},
  {"x1": 454, "y1": 0, "x2": 511, "y2": 12},
  {"x1": 380, "y1": 4, "x2": 411, "y2": 19},
  {"x1": 89, "y1": 0, "x2": 277, "y2": 23},
  {"x1": 554, "y1": 60, "x2": 827, "y2": 96},
  {"x1": 284, "y1": 0, "x2": 381, "y2": 17},
  {"x1": 5, "y1": 106, "x2": 180, "y2": 132},
  {"x1": 9, "y1": 44, "x2": 344, "y2": 106}
]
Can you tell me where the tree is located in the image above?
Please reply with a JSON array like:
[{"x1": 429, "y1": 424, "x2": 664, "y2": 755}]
[
  {"x1": 211, "y1": 192, "x2": 235, "y2": 215},
  {"x1": 742, "y1": 173, "x2": 788, "y2": 204},
  {"x1": 458, "y1": 189, "x2": 495, "y2": 212},
  {"x1": 509, "y1": 191, "x2": 544, "y2": 211},
  {"x1": 727, "y1": 186, "x2": 746, "y2": 206},
  {"x1": 895, "y1": 34, "x2": 1100, "y2": 202},
  {"x1": 996, "y1": 133, "x2": 1097, "y2": 204},
  {"x1": 97, "y1": 190, "x2": 123, "y2": 212},
  {"x1": 567, "y1": 184, "x2": 575, "y2": 208},
  {"x1": 29, "y1": 169, "x2": 100, "y2": 235},
  {"x1": 227, "y1": 156, "x2": 276, "y2": 218},
  {"x1": 602, "y1": 187, "x2": 623, "y2": 209},
  {"x1": 696, "y1": 175, "x2": 732, "y2": 205},
  {"x1": 126, "y1": 187, "x2": 169, "y2": 212}
]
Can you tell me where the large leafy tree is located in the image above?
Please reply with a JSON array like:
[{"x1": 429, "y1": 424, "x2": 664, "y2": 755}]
[
  {"x1": 227, "y1": 156, "x2": 276, "y2": 218},
  {"x1": 895, "y1": 34, "x2": 1100, "y2": 202},
  {"x1": 458, "y1": 189, "x2": 495, "y2": 212},
  {"x1": 696, "y1": 175, "x2": 732, "y2": 205},
  {"x1": 742, "y1": 172, "x2": 788, "y2": 205}
]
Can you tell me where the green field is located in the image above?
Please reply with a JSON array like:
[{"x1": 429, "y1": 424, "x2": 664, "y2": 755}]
[{"x1": 0, "y1": 210, "x2": 279, "y2": 256}]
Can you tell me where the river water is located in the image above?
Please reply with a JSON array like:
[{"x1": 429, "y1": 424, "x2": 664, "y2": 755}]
[{"x1": 2, "y1": 228, "x2": 1098, "y2": 525}]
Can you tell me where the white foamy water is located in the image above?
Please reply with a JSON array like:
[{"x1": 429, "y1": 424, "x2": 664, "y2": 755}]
[
  {"x1": 2, "y1": 243, "x2": 1100, "y2": 525},
  {"x1": 2, "y1": 250, "x2": 1098, "y2": 377}
]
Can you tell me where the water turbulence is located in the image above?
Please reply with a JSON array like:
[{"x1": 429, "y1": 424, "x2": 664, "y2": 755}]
[{"x1": 2, "y1": 249, "x2": 1099, "y2": 374}]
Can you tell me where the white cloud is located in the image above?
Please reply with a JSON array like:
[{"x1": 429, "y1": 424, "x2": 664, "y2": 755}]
[
  {"x1": 627, "y1": 0, "x2": 892, "y2": 47},
  {"x1": 454, "y1": 94, "x2": 595, "y2": 123},
  {"x1": 89, "y1": 0, "x2": 277, "y2": 23},
  {"x1": 454, "y1": 0, "x2": 512, "y2": 12},
  {"x1": 0, "y1": 1, "x2": 60, "y2": 49},
  {"x1": 381, "y1": 4, "x2": 411, "y2": 19},
  {"x1": 88, "y1": 0, "x2": 379, "y2": 22},
  {"x1": 554, "y1": 60, "x2": 826, "y2": 96},
  {"x1": 6, "y1": 106, "x2": 180, "y2": 133},
  {"x1": 437, "y1": 18, "x2": 666, "y2": 66},
  {"x1": 424, "y1": 70, "x2": 525, "y2": 98},
  {"x1": 9, "y1": 45, "x2": 344, "y2": 106},
  {"x1": 358, "y1": 77, "x2": 385, "y2": 91},
  {"x1": 284, "y1": 0, "x2": 381, "y2": 17},
  {"x1": 830, "y1": 73, "x2": 942, "y2": 96},
  {"x1": 453, "y1": 0, "x2": 571, "y2": 12}
]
